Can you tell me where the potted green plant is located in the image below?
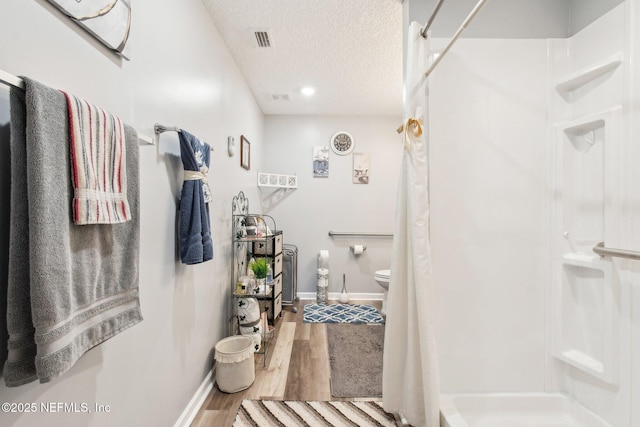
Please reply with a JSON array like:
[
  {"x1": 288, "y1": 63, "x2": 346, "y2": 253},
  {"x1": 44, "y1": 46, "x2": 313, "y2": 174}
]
[
  {"x1": 250, "y1": 258, "x2": 269, "y2": 279},
  {"x1": 250, "y1": 258, "x2": 270, "y2": 293}
]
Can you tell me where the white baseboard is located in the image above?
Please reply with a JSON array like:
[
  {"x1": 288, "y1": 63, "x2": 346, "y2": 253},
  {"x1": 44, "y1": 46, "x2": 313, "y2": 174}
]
[
  {"x1": 173, "y1": 366, "x2": 215, "y2": 427},
  {"x1": 296, "y1": 292, "x2": 383, "y2": 301}
]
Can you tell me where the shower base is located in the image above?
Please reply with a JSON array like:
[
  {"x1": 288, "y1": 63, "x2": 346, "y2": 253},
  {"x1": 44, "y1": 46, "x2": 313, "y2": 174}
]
[{"x1": 440, "y1": 393, "x2": 613, "y2": 427}]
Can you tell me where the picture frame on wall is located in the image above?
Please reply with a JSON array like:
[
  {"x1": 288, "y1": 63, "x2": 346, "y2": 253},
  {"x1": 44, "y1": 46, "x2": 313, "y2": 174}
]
[
  {"x1": 313, "y1": 146, "x2": 330, "y2": 177},
  {"x1": 353, "y1": 152, "x2": 370, "y2": 184},
  {"x1": 46, "y1": 0, "x2": 132, "y2": 59},
  {"x1": 241, "y1": 135, "x2": 251, "y2": 170}
]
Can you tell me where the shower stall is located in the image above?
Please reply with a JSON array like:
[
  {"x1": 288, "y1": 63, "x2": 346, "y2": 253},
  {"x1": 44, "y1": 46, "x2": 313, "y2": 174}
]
[{"x1": 406, "y1": 1, "x2": 640, "y2": 426}]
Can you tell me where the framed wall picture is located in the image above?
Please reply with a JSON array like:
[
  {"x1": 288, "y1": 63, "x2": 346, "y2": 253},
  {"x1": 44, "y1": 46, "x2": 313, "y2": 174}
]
[
  {"x1": 313, "y1": 146, "x2": 330, "y2": 177},
  {"x1": 240, "y1": 135, "x2": 251, "y2": 170},
  {"x1": 353, "y1": 152, "x2": 370, "y2": 184}
]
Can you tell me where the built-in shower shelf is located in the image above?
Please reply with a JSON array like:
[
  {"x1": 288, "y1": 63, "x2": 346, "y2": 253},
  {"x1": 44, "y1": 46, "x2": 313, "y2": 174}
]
[
  {"x1": 563, "y1": 119, "x2": 604, "y2": 136},
  {"x1": 562, "y1": 252, "x2": 601, "y2": 266},
  {"x1": 257, "y1": 172, "x2": 298, "y2": 189},
  {"x1": 555, "y1": 53, "x2": 623, "y2": 95},
  {"x1": 557, "y1": 106, "x2": 621, "y2": 153},
  {"x1": 560, "y1": 349, "x2": 604, "y2": 374},
  {"x1": 554, "y1": 256, "x2": 617, "y2": 385}
]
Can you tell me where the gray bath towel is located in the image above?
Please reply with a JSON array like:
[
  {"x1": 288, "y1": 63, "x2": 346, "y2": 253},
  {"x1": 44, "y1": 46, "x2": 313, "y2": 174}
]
[{"x1": 3, "y1": 78, "x2": 143, "y2": 386}]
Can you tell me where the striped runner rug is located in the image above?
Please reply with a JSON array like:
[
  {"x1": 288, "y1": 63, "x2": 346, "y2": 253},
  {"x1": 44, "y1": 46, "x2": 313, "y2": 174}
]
[{"x1": 232, "y1": 399, "x2": 397, "y2": 427}]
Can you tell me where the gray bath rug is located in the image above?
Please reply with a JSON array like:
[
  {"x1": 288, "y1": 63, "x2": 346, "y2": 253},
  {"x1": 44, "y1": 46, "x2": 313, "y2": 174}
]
[
  {"x1": 233, "y1": 399, "x2": 396, "y2": 427},
  {"x1": 326, "y1": 323, "x2": 385, "y2": 398}
]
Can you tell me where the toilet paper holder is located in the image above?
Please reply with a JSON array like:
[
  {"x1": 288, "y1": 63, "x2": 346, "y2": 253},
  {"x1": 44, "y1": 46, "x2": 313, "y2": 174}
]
[{"x1": 350, "y1": 245, "x2": 367, "y2": 254}]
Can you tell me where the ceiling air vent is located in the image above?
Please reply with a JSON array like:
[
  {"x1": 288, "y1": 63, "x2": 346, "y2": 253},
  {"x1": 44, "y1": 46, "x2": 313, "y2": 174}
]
[
  {"x1": 254, "y1": 30, "x2": 271, "y2": 48},
  {"x1": 270, "y1": 93, "x2": 290, "y2": 101}
]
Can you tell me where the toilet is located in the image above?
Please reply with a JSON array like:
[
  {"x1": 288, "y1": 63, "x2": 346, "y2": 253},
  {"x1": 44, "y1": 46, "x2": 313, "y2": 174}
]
[{"x1": 374, "y1": 269, "x2": 390, "y2": 315}]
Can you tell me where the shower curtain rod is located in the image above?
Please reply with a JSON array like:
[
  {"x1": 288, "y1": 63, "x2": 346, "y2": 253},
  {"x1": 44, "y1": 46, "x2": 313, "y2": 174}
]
[
  {"x1": 421, "y1": 0, "x2": 446, "y2": 37},
  {"x1": 397, "y1": 0, "x2": 490, "y2": 134},
  {"x1": 0, "y1": 69, "x2": 155, "y2": 145},
  {"x1": 423, "y1": 0, "x2": 490, "y2": 79}
]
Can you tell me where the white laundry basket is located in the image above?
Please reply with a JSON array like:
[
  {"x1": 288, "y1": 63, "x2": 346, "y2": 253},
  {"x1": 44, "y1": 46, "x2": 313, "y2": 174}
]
[{"x1": 214, "y1": 335, "x2": 255, "y2": 393}]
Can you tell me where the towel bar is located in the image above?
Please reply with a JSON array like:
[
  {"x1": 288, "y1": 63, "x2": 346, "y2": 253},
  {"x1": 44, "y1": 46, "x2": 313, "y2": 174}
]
[
  {"x1": 154, "y1": 123, "x2": 213, "y2": 151},
  {"x1": 154, "y1": 123, "x2": 181, "y2": 134}
]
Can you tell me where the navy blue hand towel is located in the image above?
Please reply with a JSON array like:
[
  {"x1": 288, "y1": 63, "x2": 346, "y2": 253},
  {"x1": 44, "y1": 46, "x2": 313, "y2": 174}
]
[{"x1": 178, "y1": 130, "x2": 213, "y2": 264}]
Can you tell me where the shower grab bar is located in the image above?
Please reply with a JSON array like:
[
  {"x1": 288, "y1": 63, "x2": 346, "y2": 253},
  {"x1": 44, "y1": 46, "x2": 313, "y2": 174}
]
[
  {"x1": 593, "y1": 242, "x2": 640, "y2": 261},
  {"x1": 328, "y1": 231, "x2": 393, "y2": 238}
]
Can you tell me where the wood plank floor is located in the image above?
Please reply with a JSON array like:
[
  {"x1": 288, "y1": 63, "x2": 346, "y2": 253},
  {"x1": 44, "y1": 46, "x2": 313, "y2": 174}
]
[{"x1": 191, "y1": 299, "x2": 383, "y2": 427}]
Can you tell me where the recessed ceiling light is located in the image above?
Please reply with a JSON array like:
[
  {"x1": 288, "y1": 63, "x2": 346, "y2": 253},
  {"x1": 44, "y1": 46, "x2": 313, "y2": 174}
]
[{"x1": 301, "y1": 86, "x2": 315, "y2": 96}]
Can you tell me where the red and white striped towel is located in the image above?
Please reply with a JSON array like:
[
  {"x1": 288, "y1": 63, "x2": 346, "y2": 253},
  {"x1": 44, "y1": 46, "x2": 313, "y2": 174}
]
[{"x1": 62, "y1": 91, "x2": 131, "y2": 225}]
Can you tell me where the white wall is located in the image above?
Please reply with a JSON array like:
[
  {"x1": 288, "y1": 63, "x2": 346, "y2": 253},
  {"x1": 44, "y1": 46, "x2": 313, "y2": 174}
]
[
  {"x1": 263, "y1": 115, "x2": 402, "y2": 296},
  {"x1": 570, "y1": 0, "x2": 625, "y2": 35},
  {"x1": 0, "y1": 1, "x2": 263, "y2": 426},
  {"x1": 428, "y1": 38, "x2": 549, "y2": 392}
]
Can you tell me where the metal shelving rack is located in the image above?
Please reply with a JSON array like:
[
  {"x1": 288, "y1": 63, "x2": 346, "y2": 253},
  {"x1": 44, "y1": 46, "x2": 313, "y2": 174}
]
[{"x1": 230, "y1": 191, "x2": 281, "y2": 366}]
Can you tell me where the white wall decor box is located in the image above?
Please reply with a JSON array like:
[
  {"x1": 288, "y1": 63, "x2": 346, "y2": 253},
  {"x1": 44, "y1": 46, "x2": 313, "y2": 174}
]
[{"x1": 257, "y1": 172, "x2": 297, "y2": 189}]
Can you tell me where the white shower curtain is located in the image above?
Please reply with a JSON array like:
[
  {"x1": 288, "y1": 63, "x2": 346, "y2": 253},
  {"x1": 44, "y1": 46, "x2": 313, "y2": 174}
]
[{"x1": 382, "y1": 22, "x2": 439, "y2": 427}]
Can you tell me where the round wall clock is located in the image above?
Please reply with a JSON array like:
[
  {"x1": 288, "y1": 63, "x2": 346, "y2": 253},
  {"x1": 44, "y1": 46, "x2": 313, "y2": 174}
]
[{"x1": 330, "y1": 131, "x2": 355, "y2": 155}]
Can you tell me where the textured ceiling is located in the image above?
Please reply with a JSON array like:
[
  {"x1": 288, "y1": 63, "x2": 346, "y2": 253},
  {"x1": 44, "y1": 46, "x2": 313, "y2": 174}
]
[
  {"x1": 202, "y1": 0, "x2": 404, "y2": 116},
  {"x1": 201, "y1": 0, "x2": 622, "y2": 117}
]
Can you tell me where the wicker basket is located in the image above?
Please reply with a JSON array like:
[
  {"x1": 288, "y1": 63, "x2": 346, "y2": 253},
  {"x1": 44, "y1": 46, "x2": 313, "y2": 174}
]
[{"x1": 214, "y1": 335, "x2": 255, "y2": 393}]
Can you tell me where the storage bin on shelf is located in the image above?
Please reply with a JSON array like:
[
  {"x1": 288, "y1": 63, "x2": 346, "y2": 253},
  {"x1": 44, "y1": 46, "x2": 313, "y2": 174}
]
[{"x1": 234, "y1": 296, "x2": 263, "y2": 352}]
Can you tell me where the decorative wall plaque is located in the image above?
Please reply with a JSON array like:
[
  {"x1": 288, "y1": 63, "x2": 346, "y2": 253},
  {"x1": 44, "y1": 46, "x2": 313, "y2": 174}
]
[{"x1": 47, "y1": 0, "x2": 131, "y2": 58}]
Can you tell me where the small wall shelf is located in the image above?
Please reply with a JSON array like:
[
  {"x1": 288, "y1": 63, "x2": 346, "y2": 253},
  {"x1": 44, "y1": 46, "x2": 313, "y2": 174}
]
[
  {"x1": 555, "y1": 53, "x2": 623, "y2": 95},
  {"x1": 257, "y1": 172, "x2": 298, "y2": 189}
]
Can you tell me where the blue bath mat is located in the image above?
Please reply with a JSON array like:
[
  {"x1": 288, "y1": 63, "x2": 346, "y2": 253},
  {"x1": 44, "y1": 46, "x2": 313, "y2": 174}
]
[{"x1": 303, "y1": 303, "x2": 385, "y2": 324}]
